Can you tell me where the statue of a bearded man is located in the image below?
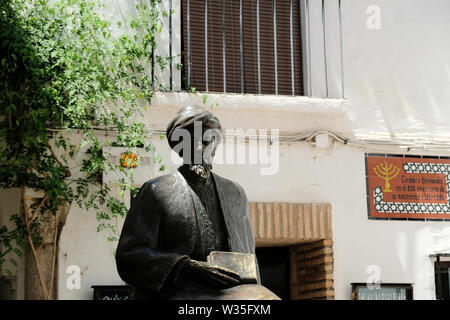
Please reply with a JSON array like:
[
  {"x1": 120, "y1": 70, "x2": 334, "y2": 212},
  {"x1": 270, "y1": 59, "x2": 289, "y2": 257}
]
[{"x1": 116, "y1": 105, "x2": 279, "y2": 300}]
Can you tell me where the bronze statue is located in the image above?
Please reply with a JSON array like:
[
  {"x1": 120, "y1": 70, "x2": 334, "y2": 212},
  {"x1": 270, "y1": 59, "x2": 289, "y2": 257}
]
[{"x1": 116, "y1": 105, "x2": 279, "y2": 300}]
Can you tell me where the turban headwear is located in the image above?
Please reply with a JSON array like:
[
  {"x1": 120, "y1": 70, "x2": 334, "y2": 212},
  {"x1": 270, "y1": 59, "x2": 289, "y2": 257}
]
[{"x1": 166, "y1": 105, "x2": 223, "y2": 151}]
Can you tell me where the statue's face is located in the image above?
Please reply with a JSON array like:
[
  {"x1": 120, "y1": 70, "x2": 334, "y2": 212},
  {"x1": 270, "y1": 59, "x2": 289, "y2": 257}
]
[{"x1": 185, "y1": 123, "x2": 222, "y2": 167}]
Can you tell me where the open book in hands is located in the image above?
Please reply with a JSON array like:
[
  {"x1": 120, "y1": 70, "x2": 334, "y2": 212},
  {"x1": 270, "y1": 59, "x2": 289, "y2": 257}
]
[{"x1": 206, "y1": 251, "x2": 258, "y2": 284}]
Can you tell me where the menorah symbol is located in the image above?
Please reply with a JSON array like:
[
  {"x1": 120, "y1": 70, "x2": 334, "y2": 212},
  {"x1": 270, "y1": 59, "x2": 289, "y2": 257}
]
[{"x1": 373, "y1": 161, "x2": 400, "y2": 192}]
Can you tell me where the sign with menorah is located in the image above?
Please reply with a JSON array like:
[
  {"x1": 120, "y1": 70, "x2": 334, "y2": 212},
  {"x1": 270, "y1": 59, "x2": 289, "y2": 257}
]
[{"x1": 365, "y1": 154, "x2": 450, "y2": 220}]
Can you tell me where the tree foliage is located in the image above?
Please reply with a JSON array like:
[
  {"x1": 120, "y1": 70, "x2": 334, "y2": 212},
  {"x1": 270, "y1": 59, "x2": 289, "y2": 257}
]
[{"x1": 0, "y1": 0, "x2": 167, "y2": 278}]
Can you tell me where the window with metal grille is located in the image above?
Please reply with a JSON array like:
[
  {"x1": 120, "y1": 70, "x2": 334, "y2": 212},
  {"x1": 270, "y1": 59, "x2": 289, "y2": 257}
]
[{"x1": 181, "y1": 0, "x2": 303, "y2": 95}]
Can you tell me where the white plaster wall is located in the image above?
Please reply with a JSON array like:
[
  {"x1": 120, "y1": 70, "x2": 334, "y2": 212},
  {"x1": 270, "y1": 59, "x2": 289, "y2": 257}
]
[
  {"x1": 57, "y1": 187, "x2": 128, "y2": 300},
  {"x1": 212, "y1": 142, "x2": 450, "y2": 300},
  {"x1": 55, "y1": 110, "x2": 450, "y2": 299},
  {"x1": 310, "y1": 0, "x2": 450, "y2": 140},
  {"x1": 4, "y1": 97, "x2": 450, "y2": 299},
  {"x1": 300, "y1": 0, "x2": 450, "y2": 298}
]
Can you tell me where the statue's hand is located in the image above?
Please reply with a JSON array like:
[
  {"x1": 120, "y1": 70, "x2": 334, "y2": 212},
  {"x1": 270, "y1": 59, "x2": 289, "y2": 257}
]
[{"x1": 182, "y1": 258, "x2": 241, "y2": 289}]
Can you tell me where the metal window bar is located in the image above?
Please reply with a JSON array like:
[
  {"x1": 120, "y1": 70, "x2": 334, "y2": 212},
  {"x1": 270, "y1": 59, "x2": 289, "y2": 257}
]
[
  {"x1": 150, "y1": 0, "x2": 155, "y2": 89},
  {"x1": 151, "y1": 34, "x2": 155, "y2": 88},
  {"x1": 205, "y1": 0, "x2": 209, "y2": 92},
  {"x1": 223, "y1": 0, "x2": 227, "y2": 92},
  {"x1": 169, "y1": 0, "x2": 173, "y2": 90},
  {"x1": 240, "y1": 0, "x2": 244, "y2": 93},
  {"x1": 187, "y1": 0, "x2": 191, "y2": 88},
  {"x1": 151, "y1": 54, "x2": 155, "y2": 88},
  {"x1": 257, "y1": 0, "x2": 261, "y2": 94},
  {"x1": 151, "y1": 51, "x2": 155, "y2": 90},
  {"x1": 305, "y1": 0, "x2": 312, "y2": 96},
  {"x1": 273, "y1": 0, "x2": 278, "y2": 95},
  {"x1": 290, "y1": 0, "x2": 295, "y2": 95},
  {"x1": 322, "y1": 0, "x2": 328, "y2": 97}
]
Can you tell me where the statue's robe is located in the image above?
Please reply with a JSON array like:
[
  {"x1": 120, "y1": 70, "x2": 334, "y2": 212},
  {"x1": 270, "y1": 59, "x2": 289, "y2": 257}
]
[{"x1": 115, "y1": 168, "x2": 259, "y2": 299}]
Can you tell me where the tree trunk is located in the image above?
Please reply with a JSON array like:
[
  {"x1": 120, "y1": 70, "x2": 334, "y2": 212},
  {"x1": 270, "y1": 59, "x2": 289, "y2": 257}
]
[
  {"x1": 24, "y1": 243, "x2": 54, "y2": 299},
  {"x1": 23, "y1": 189, "x2": 70, "y2": 300}
]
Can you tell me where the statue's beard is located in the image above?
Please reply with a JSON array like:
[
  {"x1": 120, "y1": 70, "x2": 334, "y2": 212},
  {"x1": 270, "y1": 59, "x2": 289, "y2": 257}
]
[{"x1": 189, "y1": 164, "x2": 212, "y2": 179}]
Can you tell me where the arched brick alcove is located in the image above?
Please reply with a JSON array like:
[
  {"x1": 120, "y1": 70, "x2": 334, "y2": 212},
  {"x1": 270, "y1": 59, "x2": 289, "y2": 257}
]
[{"x1": 249, "y1": 202, "x2": 334, "y2": 300}]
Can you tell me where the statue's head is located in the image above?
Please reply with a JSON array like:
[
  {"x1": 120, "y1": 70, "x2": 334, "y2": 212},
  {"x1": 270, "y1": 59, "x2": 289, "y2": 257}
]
[{"x1": 166, "y1": 105, "x2": 223, "y2": 170}]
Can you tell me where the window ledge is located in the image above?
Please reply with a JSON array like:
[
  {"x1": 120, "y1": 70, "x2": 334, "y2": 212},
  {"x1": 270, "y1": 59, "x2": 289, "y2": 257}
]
[
  {"x1": 151, "y1": 91, "x2": 348, "y2": 116},
  {"x1": 147, "y1": 91, "x2": 351, "y2": 135}
]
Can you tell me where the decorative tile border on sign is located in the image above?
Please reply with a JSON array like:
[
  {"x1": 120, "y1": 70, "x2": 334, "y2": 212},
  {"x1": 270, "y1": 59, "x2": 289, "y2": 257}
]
[{"x1": 365, "y1": 153, "x2": 450, "y2": 221}]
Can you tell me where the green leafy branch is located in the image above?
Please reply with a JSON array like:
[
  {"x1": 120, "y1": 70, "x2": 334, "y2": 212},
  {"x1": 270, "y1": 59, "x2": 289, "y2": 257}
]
[{"x1": 0, "y1": 0, "x2": 171, "y2": 298}]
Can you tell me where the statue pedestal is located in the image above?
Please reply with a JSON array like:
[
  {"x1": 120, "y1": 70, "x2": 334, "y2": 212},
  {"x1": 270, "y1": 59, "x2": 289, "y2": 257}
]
[{"x1": 171, "y1": 284, "x2": 281, "y2": 300}]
